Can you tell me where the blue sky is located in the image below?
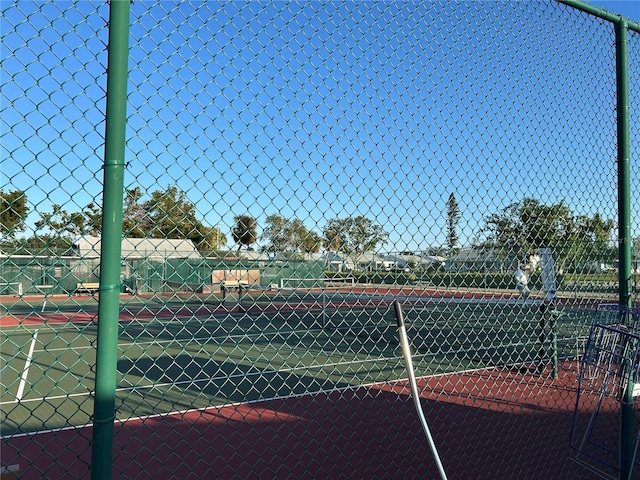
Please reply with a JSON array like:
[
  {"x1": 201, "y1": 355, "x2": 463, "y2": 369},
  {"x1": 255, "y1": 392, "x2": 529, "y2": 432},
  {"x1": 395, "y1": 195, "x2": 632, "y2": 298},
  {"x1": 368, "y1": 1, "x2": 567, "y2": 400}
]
[
  {"x1": 591, "y1": 0, "x2": 639, "y2": 22},
  {"x1": 1, "y1": 1, "x2": 638, "y2": 253}
]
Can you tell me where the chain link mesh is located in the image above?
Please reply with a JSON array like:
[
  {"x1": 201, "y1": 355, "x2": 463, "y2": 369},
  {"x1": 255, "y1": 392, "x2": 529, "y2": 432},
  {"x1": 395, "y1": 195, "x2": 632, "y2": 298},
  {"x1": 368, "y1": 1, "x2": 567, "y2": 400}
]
[{"x1": 1, "y1": 1, "x2": 639, "y2": 478}]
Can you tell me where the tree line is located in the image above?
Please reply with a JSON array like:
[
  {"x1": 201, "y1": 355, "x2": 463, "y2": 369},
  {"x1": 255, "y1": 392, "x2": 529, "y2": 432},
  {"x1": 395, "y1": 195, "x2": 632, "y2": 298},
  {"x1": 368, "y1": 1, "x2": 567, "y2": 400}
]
[
  {"x1": 0, "y1": 187, "x2": 390, "y2": 257},
  {"x1": 1, "y1": 187, "x2": 616, "y2": 269},
  {"x1": 473, "y1": 197, "x2": 617, "y2": 272}
]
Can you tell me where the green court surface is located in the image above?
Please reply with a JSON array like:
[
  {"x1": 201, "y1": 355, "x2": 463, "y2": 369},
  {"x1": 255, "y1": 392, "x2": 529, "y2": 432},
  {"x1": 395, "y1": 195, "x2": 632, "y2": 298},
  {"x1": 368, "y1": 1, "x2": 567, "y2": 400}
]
[{"x1": 1, "y1": 294, "x2": 594, "y2": 437}]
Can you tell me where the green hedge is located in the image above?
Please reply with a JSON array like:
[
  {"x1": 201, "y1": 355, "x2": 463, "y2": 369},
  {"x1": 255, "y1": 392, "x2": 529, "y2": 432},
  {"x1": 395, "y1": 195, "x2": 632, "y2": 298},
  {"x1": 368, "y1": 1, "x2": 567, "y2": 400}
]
[
  {"x1": 326, "y1": 270, "x2": 417, "y2": 285},
  {"x1": 423, "y1": 272, "x2": 541, "y2": 290},
  {"x1": 324, "y1": 270, "x2": 640, "y2": 294},
  {"x1": 328, "y1": 270, "x2": 542, "y2": 289}
]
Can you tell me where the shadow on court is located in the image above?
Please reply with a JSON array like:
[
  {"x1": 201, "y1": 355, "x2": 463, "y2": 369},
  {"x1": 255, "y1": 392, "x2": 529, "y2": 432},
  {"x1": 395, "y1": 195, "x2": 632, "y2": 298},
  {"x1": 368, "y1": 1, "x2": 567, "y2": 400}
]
[{"x1": 1, "y1": 363, "x2": 621, "y2": 479}]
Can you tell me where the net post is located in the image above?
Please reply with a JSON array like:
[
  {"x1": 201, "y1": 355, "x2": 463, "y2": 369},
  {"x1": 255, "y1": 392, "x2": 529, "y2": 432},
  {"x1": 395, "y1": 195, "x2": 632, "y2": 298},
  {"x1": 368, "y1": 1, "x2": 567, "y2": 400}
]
[
  {"x1": 238, "y1": 283, "x2": 246, "y2": 311},
  {"x1": 41, "y1": 292, "x2": 47, "y2": 313},
  {"x1": 538, "y1": 311, "x2": 547, "y2": 374}
]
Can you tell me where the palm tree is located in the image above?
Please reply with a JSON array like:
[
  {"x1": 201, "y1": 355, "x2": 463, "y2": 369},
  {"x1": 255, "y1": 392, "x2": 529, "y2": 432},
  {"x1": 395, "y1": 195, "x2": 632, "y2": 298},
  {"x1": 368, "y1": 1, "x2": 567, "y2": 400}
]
[{"x1": 232, "y1": 214, "x2": 257, "y2": 252}]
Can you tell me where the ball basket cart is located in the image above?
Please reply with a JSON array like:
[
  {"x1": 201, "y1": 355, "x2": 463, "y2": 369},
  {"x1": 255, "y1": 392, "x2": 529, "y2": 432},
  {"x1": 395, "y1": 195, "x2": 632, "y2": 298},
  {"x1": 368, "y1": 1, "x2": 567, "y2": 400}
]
[{"x1": 570, "y1": 304, "x2": 640, "y2": 480}]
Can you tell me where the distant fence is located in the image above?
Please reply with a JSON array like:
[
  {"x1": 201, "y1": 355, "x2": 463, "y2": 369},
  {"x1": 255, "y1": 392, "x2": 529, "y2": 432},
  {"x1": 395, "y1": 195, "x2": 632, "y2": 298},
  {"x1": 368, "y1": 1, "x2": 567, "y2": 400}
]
[
  {"x1": 0, "y1": 255, "x2": 325, "y2": 296},
  {"x1": 0, "y1": 255, "x2": 100, "y2": 295}
]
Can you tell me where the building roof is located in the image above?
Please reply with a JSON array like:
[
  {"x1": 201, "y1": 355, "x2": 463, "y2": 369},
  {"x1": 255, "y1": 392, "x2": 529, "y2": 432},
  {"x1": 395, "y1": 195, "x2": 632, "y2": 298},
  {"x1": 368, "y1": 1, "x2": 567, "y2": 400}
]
[
  {"x1": 350, "y1": 253, "x2": 385, "y2": 263},
  {"x1": 236, "y1": 250, "x2": 271, "y2": 261},
  {"x1": 319, "y1": 252, "x2": 347, "y2": 263},
  {"x1": 447, "y1": 248, "x2": 500, "y2": 261},
  {"x1": 383, "y1": 253, "x2": 444, "y2": 265},
  {"x1": 75, "y1": 236, "x2": 201, "y2": 260}
]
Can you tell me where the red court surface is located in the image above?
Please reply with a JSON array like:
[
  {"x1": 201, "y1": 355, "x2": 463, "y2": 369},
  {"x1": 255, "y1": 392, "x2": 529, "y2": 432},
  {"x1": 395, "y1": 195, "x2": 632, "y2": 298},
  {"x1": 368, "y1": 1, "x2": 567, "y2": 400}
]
[{"x1": 1, "y1": 362, "x2": 603, "y2": 479}]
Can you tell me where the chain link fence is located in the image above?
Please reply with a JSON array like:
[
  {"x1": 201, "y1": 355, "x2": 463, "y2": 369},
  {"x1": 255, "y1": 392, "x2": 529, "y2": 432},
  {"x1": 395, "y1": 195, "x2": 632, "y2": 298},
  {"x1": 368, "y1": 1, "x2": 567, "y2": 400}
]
[{"x1": 1, "y1": 1, "x2": 639, "y2": 478}]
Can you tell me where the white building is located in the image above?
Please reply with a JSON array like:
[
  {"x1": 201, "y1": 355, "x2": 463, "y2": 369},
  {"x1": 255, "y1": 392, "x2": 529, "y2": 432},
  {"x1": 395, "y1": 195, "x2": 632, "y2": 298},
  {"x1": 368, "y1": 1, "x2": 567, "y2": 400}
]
[
  {"x1": 319, "y1": 252, "x2": 351, "y2": 272},
  {"x1": 383, "y1": 253, "x2": 444, "y2": 271},
  {"x1": 74, "y1": 236, "x2": 202, "y2": 260},
  {"x1": 349, "y1": 253, "x2": 386, "y2": 272}
]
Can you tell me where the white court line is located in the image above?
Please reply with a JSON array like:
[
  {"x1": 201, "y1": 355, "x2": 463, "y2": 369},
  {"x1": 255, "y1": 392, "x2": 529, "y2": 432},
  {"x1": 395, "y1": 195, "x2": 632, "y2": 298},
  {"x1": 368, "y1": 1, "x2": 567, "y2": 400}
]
[
  {"x1": 15, "y1": 329, "x2": 39, "y2": 401},
  {"x1": 2, "y1": 334, "x2": 543, "y2": 407},
  {"x1": 3, "y1": 362, "x2": 531, "y2": 440},
  {"x1": 3, "y1": 352, "x2": 576, "y2": 441}
]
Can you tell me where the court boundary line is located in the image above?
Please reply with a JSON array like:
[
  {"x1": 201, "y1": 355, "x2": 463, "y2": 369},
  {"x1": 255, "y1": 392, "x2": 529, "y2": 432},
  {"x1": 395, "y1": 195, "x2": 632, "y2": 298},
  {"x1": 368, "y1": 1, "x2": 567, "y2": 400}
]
[
  {"x1": 1, "y1": 330, "x2": 549, "y2": 408},
  {"x1": 0, "y1": 366, "x2": 486, "y2": 438},
  {"x1": 15, "y1": 329, "x2": 38, "y2": 401},
  {"x1": 1, "y1": 359, "x2": 575, "y2": 440},
  {"x1": 1, "y1": 328, "x2": 562, "y2": 411}
]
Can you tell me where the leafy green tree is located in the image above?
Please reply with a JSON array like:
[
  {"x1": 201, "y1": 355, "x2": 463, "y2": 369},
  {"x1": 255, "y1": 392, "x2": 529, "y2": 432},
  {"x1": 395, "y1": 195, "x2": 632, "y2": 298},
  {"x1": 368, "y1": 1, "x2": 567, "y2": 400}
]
[
  {"x1": 519, "y1": 199, "x2": 573, "y2": 252},
  {"x1": 262, "y1": 215, "x2": 321, "y2": 256},
  {"x1": 35, "y1": 204, "x2": 87, "y2": 236},
  {"x1": 323, "y1": 216, "x2": 389, "y2": 255},
  {"x1": 446, "y1": 193, "x2": 460, "y2": 256},
  {"x1": 262, "y1": 214, "x2": 290, "y2": 254},
  {"x1": 5, "y1": 234, "x2": 76, "y2": 256},
  {"x1": 121, "y1": 186, "x2": 225, "y2": 252},
  {"x1": 143, "y1": 186, "x2": 201, "y2": 240},
  {"x1": 122, "y1": 187, "x2": 147, "y2": 238},
  {"x1": 0, "y1": 189, "x2": 29, "y2": 237},
  {"x1": 297, "y1": 227, "x2": 322, "y2": 255},
  {"x1": 478, "y1": 198, "x2": 563, "y2": 259},
  {"x1": 476, "y1": 197, "x2": 615, "y2": 270},
  {"x1": 35, "y1": 201, "x2": 104, "y2": 238},
  {"x1": 232, "y1": 214, "x2": 257, "y2": 252},
  {"x1": 565, "y1": 213, "x2": 616, "y2": 270},
  {"x1": 82, "y1": 202, "x2": 102, "y2": 236},
  {"x1": 199, "y1": 225, "x2": 227, "y2": 253},
  {"x1": 322, "y1": 222, "x2": 343, "y2": 254}
]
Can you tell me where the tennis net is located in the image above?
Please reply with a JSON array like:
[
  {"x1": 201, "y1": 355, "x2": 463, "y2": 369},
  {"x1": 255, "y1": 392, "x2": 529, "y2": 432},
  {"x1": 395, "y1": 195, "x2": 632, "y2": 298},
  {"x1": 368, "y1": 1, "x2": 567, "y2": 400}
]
[
  {"x1": 123, "y1": 281, "x2": 592, "y2": 373},
  {"x1": 222, "y1": 289, "x2": 584, "y2": 367}
]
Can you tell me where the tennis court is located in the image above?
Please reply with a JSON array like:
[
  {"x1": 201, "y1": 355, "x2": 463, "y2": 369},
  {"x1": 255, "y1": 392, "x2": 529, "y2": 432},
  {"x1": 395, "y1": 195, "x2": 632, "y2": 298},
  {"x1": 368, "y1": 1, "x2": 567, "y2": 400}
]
[
  {"x1": 2, "y1": 1, "x2": 639, "y2": 477},
  {"x1": 1, "y1": 287, "x2": 598, "y2": 478},
  {"x1": 1, "y1": 287, "x2": 594, "y2": 436}
]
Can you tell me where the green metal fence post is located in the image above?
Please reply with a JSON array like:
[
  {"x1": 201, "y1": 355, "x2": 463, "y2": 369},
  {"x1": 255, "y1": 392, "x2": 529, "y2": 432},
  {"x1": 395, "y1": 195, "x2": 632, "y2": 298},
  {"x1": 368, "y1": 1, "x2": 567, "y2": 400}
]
[
  {"x1": 90, "y1": 1, "x2": 131, "y2": 479},
  {"x1": 558, "y1": 4, "x2": 638, "y2": 479},
  {"x1": 616, "y1": 19, "x2": 632, "y2": 311},
  {"x1": 616, "y1": 19, "x2": 634, "y2": 480}
]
